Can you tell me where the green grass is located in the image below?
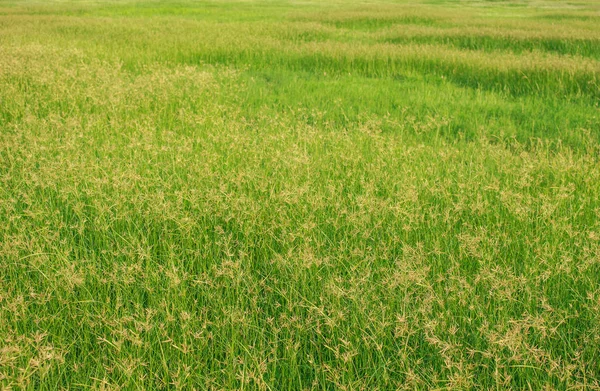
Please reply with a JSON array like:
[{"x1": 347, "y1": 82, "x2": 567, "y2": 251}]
[{"x1": 1, "y1": 0, "x2": 600, "y2": 389}]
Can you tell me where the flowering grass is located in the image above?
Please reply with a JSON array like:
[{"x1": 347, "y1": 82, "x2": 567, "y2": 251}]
[{"x1": 1, "y1": 0, "x2": 600, "y2": 389}]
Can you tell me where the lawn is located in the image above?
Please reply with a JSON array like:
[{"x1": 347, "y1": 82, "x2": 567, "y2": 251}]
[{"x1": 1, "y1": 0, "x2": 600, "y2": 389}]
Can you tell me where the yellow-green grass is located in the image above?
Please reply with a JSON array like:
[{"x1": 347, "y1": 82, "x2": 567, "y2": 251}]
[{"x1": 1, "y1": 0, "x2": 600, "y2": 389}]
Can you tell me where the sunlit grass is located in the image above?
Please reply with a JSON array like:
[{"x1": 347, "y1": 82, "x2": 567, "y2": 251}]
[{"x1": 1, "y1": 0, "x2": 600, "y2": 389}]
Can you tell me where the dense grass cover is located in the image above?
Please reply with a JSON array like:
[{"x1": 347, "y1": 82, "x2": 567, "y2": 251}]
[{"x1": 1, "y1": 0, "x2": 600, "y2": 389}]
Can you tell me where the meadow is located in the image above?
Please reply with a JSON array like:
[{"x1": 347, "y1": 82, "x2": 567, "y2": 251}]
[{"x1": 1, "y1": 0, "x2": 600, "y2": 389}]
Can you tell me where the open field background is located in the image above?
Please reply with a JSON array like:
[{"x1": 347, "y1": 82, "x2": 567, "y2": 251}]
[{"x1": 1, "y1": 0, "x2": 600, "y2": 389}]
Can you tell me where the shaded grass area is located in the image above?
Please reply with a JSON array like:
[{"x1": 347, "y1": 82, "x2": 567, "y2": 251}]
[{"x1": 382, "y1": 34, "x2": 600, "y2": 59}]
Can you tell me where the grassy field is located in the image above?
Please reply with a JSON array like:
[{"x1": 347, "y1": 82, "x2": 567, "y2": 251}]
[{"x1": 1, "y1": 0, "x2": 600, "y2": 389}]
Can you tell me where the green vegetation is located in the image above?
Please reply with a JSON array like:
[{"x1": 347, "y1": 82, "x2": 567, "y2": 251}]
[{"x1": 1, "y1": 0, "x2": 600, "y2": 389}]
